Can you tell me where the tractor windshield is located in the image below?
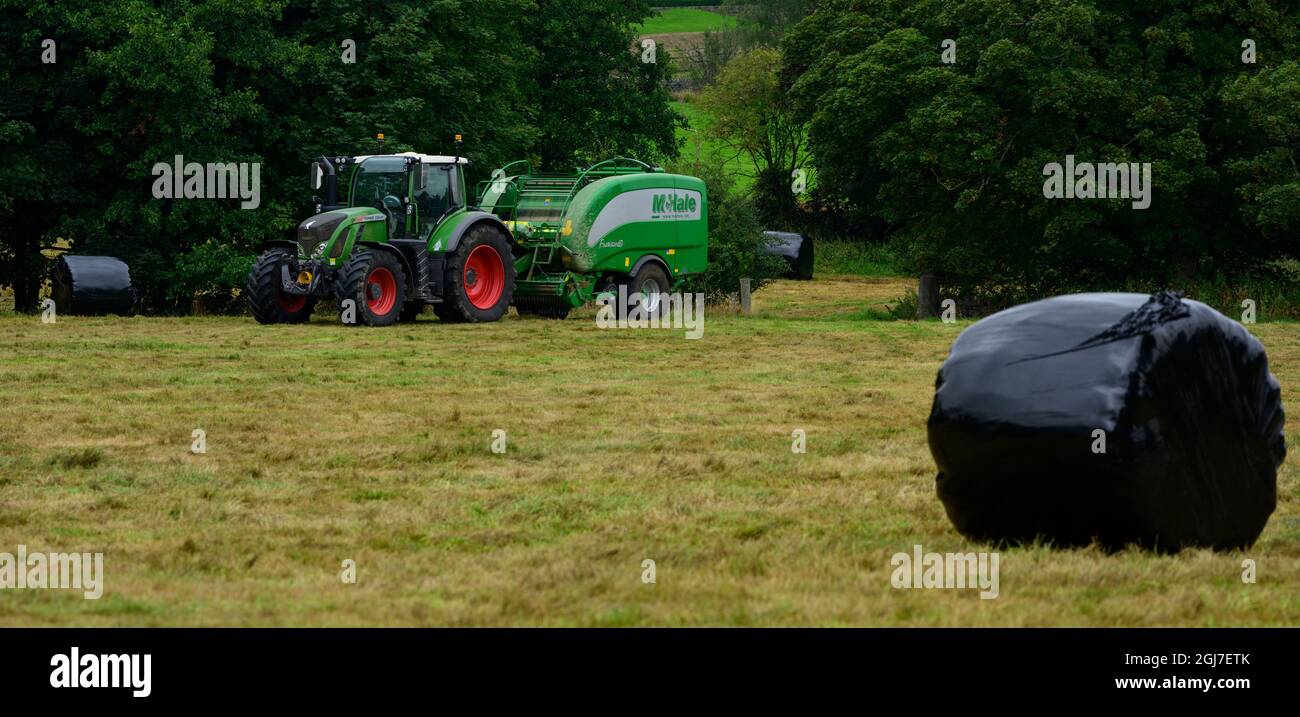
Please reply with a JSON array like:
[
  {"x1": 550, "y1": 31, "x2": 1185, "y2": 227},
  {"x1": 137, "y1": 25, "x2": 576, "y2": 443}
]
[{"x1": 350, "y1": 157, "x2": 409, "y2": 208}]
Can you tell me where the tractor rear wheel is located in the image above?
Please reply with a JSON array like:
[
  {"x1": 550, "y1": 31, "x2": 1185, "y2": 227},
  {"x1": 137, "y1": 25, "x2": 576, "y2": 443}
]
[
  {"x1": 335, "y1": 249, "x2": 407, "y2": 326},
  {"x1": 438, "y1": 224, "x2": 515, "y2": 323},
  {"x1": 248, "y1": 249, "x2": 317, "y2": 324}
]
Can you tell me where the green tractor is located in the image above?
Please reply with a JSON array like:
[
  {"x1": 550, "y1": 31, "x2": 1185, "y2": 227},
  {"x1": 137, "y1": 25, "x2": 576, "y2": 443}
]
[{"x1": 248, "y1": 138, "x2": 707, "y2": 325}]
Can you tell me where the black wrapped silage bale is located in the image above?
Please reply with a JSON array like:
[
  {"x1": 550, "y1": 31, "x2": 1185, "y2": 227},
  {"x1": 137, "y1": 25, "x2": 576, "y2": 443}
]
[
  {"x1": 761, "y1": 231, "x2": 814, "y2": 280},
  {"x1": 51, "y1": 255, "x2": 136, "y2": 316},
  {"x1": 927, "y1": 291, "x2": 1284, "y2": 552}
]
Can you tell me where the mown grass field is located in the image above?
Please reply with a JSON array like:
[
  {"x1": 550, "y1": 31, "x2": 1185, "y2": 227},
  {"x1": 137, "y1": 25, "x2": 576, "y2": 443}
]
[{"x1": 1, "y1": 275, "x2": 1298, "y2": 626}]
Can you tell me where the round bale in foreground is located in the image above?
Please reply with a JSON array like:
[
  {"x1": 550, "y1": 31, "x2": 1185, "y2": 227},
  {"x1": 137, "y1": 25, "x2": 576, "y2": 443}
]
[
  {"x1": 51, "y1": 255, "x2": 136, "y2": 316},
  {"x1": 927, "y1": 291, "x2": 1284, "y2": 552}
]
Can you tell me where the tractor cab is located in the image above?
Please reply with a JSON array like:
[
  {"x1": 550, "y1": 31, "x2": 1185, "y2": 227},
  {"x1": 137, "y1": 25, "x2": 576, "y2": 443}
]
[{"x1": 312, "y1": 153, "x2": 469, "y2": 240}]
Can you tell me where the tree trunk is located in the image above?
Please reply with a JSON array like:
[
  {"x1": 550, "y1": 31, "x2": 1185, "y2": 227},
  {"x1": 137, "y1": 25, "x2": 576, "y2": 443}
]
[
  {"x1": 11, "y1": 231, "x2": 42, "y2": 313},
  {"x1": 917, "y1": 273, "x2": 940, "y2": 319}
]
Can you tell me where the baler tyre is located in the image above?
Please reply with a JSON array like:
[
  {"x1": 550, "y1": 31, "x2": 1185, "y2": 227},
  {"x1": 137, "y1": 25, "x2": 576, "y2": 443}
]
[
  {"x1": 440, "y1": 224, "x2": 515, "y2": 323},
  {"x1": 625, "y1": 263, "x2": 671, "y2": 320},
  {"x1": 399, "y1": 302, "x2": 426, "y2": 322},
  {"x1": 335, "y1": 249, "x2": 407, "y2": 327},
  {"x1": 248, "y1": 249, "x2": 317, "y2": 324}
]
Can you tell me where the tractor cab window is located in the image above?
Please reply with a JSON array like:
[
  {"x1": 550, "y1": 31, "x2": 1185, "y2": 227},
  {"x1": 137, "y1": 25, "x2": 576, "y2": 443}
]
[
  {"x1": 350, "y1": 157, "x2": 409, "y2": 209},
  {"x1": 416, "y1": 164, "x2": 457, "y2": 237}
]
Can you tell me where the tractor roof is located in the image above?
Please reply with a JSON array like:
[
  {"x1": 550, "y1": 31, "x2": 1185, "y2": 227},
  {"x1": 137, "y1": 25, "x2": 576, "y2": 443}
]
[{"x1": 352, "y1": 152, "x2": 469, "y2": 165}]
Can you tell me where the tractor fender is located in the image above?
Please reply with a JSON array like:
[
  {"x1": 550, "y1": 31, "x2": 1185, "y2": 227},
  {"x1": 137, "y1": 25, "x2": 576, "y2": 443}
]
[
  {"x1": 443, "y1": 212, "x2": 512, "y2": 253},
  {"x1": 360, "y1": 243, "x2": 418, "y2": 294},
  {"x1": 630, "y1": 254, "x2": 671, "y2": 279}
]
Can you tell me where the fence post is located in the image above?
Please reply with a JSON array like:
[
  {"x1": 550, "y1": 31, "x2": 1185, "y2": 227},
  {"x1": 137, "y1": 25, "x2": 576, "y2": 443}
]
[
  {"x1": 740, "y1": 278, "x2": 752, "y2": 316},
  {"x1": 917, "y1": 273, "x2": 940, "y2": 319}
]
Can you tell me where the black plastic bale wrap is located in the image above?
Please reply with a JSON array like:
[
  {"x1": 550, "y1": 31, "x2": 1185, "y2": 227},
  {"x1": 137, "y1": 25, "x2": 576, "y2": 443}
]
[
  {"x1": 761, "y1": 231, "x2": 814, "y2": 280},
  {"x1": 927, "y1": 291, "x2": 1284, "y2": 551},
  {"x1": 52, "y1": 255, "x2": 136, "y2": 316}
]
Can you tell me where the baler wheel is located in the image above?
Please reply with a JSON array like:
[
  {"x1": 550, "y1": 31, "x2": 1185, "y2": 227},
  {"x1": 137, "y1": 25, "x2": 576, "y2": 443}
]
[
  {"x1": 625, "y1": 263, "x2": 671, "y2": 320},
  {"x1": 248, "y1": 249, "x2": 317, "y2": 324}
]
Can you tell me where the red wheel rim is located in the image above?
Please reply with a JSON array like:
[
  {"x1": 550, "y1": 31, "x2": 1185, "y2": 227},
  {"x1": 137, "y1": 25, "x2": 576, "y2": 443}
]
[
  {"x1": 277, "y1": 293, "x2": 307, "y2": 313},
  {"x1": 366, "y1": 267, "x2": 398, "y2": 315},
  {"x1": 464, "y1": 245, "x2": 505, "y2": 310}
]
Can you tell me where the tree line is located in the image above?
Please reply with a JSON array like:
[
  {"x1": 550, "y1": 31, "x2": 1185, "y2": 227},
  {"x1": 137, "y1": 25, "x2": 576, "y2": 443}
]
[
  {"x1": 780, "y1": 0, "x2": 1300, "y2": 311},
  {"x1": 0, "y1": 0, "x2": 676, "y2": 312},
  {"x1": 5, "y1": 1, "x2": 1299, "y2": 316},
  {"x1": 694, "y1": 0, "x2": 1300, "y2": 313}
]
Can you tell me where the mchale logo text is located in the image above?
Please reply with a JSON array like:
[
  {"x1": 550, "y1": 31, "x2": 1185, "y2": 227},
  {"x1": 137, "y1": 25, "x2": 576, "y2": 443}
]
[{"x1": 651, "y1": 192, "x2": 697, "y2": 216}]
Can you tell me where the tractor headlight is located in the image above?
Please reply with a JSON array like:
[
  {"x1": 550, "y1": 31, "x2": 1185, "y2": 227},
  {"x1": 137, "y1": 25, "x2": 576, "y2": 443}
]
[{"x1": 312, "y1": 242, "x2": 328, "y2": 258}]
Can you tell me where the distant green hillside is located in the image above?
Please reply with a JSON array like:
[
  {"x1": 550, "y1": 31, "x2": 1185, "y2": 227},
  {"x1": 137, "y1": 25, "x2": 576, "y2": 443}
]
[{"x1": 638, "y1": 7, "x2": 737, "y2": 34}]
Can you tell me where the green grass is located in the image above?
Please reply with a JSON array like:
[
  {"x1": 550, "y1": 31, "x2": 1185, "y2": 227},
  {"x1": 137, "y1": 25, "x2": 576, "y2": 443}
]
[
  {"x1": 672, "y1": 99, "x2": 754, "y2": 192},
  {"x1": 815, "y1": 240, "x2": 908, "y2": 278},
  {"x1": 1163, "y1": 267, "x2": 1300, "y2": 321},
  {"x1": 1, "y1": 277, "x2": 1298, "y2": 626},
  {"x1": 637, "y1": 8, "x2": 738, "y2": 34}
]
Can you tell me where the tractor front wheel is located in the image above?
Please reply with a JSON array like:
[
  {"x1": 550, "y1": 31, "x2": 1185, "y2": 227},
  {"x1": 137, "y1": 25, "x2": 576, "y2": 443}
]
[
  {"x1": 248, "y1": 249, "x2": 317, "y2": 324},
  {"x1": 335, "y1": 249, "x2": 407, "y2": 326},
  {"x1": 437, "y1": 224, "x2": 515, "y2": 323}
]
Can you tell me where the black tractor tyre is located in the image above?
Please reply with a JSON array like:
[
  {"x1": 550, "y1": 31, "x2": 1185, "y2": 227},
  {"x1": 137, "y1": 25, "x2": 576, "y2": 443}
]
[
  {"x1": 399, "y1": 302, "x2": 426, "y2": 322},
  {"x1": 248, "y1": 249, "x2": 317, "y2": 324},
  {"x1": 334, "y1": 249, "x2": 407, "y2": 327},
  {"x1": 438, "y1": 224, "x2": 515, "y2": 323}
]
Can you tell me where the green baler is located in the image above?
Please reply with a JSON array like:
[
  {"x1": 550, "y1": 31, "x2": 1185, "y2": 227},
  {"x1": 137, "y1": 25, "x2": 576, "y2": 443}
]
[{"x1": 478, "y1": 157, "x2": 708, "y2": 318}]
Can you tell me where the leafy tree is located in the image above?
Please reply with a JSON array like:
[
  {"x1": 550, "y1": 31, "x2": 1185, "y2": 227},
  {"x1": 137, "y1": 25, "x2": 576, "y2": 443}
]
[
  {"x1": 1223, "y1": 61, "x2": 1300, "y2": 242},
  {"x1": 680, "y1": 28, "x2": 744, "y2": 89},
  {"x1": 0, "y1": 0, "x2": 275, "y2": 312},
  {"x1": 529, "y1": 0, "x2": 681, "y2": 170},
  {"x1": 783, "y1": 0, "x2": 1300, "y2": 311},
  {"x1": 697, "y1": 47, "x2": 808, "y2": 225},
  {"x1": 726, "y1": 0, "x2": 808, "y2": 49},
  {"x1": 0, "y1": 0, "x2": 679, "y2": 313},
  {"x1": 682, "y1": 1, "x2": 807, "y2": 91}
]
